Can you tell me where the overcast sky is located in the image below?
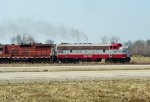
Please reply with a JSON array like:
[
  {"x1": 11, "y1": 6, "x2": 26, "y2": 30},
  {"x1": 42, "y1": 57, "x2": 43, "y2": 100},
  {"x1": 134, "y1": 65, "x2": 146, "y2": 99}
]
[{"x1": 0, "y1": 0, "x2": 150, "y2": 44}]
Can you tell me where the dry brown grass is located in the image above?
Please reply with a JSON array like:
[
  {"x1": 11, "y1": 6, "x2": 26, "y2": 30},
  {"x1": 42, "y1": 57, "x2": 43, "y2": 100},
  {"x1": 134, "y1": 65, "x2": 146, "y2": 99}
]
[
  {"x1": 130, "y1": 55, "x2": 150, "y2": 64},
  {"x1": 0, "y1": 79, "x2": 150, "y2": 102}
]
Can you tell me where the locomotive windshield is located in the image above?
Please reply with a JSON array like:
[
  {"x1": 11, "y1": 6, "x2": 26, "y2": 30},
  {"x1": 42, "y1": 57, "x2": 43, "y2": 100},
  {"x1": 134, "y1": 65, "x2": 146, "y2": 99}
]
[
  {"x1": 118, "y1": 46, "x2": 131, "y2": 57},
  {"x1": 0, "y1": 47, "x2": 3, "y2": 54},
  {"x1": 0, "y1": 48, "x2": 3, "y2": 51},
  {"x1": 122, "y1": 49, "x2": 126, "y2": 53}
]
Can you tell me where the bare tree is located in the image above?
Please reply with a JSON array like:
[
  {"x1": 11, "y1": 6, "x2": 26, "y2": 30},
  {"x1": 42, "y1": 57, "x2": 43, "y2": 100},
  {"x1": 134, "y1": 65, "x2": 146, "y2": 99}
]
[
  {"x1": 11, "y1": 37, "x2": 16, "y2": 44},
  {"x1": 132, "y1": 40, "x2": 145, "y2": 56},
  {"x1": 123, "y1": 39, "x2": 150, "y2": 57},
  {"x1": 16, "y1": 34, "x2": 22, "y2": 44},
  {"x1": 28, "y1": 37, "x2": 35, "y2": 43},
  {"x1": 26, "y1": 35, "x2": 36, "y2": 44},
  {"x1": 101, "y1": 36, "x2": 108, "y2": 44},
  {"x1": 146, "y1": 40, "x2": 150, "y2": 56},
  {"x1": 124, "y1": 40, "x2": 133, "y2": 48},
  {"x1": 109, "y1": 36, "x2": 120, "y2": 44},
  {"x1": 21, "y1": 35, "x2": 30, "y2": 44},
  {"x1": 146, "y1": 40, "x2": 150, "y2": 45},
  {"x1": 10, "y1": 34, "x2": 36, "y2": 44},
  {"x1": 45, "y1": 39, "x2": 54, "y2": 45}
]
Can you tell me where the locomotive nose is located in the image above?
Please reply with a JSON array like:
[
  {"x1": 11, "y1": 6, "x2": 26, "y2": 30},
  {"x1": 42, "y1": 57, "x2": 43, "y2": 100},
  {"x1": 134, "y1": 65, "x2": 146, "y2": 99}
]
[{"x1": 120, "y1": 47, "x2": 131, "y2": 57}]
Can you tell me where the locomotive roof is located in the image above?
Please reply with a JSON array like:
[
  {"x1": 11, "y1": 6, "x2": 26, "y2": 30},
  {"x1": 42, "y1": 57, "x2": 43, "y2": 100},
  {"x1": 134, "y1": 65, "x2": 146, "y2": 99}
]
[
  {"x1": 0, "y1": 43, "x2": 55, "y2": 47},
  {"x1": 58, "y1": 43, "x2": 115, "y2": 47},
  {"x1": 57, "y1": 43, "x2": 122, "y2": 50}
]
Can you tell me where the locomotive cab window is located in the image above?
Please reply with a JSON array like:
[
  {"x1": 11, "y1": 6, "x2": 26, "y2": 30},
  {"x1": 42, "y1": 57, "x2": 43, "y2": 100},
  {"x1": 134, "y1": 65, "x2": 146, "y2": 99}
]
[
  {"x1": 70, "y1": 50, "x2": 72, "y2": 53},
  {"x1": 58, "y1": 50, "x2": 61, "y2": 53},
  {"x1": 0, "y1": 48, "x2": 3, "y2": 51},
  {"x1": 103, "y1": 49, "x2": 105, "y2": 53},
  {"x1": 122, "y1": 50, "x2": 126, "y2": 53}
]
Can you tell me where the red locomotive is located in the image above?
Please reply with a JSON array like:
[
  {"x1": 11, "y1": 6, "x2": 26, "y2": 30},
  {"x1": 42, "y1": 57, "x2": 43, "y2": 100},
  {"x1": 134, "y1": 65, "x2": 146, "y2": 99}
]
[
  {"x1": 0, "y1": 42, "x2": 131, "y2": 63},
  {"x1": 57, "y1": 43, "x2": 131, "y2": 63},
  {"x1": 0, "y1": 43, "x2": 56, "y2": 63}
]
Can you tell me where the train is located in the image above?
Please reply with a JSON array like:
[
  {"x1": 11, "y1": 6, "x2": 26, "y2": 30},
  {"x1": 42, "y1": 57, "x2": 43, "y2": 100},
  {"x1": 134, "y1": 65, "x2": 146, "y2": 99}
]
[{"x1": 0, "y1": 43, "x2": 131, "y2": 63}]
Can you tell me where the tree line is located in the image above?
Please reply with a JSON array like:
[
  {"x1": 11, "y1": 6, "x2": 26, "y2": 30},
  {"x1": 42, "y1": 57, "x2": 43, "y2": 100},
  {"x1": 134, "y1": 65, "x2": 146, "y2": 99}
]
[
  {"x1": 124, "y1": 40, "x2": 150, "y2": 57},
  {"x1": 11, "y1": 34, "x2": 54, "y2": 45}
]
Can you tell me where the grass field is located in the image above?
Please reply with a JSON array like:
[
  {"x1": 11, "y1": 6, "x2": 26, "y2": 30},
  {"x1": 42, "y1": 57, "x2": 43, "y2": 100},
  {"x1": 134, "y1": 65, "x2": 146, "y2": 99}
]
[
  {"x1": 0, "y1": 79, "x2": 150, "y2": 102},
  {"x1": 130, "y1": 56, "x2": 150, "y2": 64}
]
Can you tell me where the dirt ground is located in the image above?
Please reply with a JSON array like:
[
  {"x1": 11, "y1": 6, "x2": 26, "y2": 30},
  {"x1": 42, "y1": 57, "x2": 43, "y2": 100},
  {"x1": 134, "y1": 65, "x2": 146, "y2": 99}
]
[
  {"x1": 0, "y1": 70, "x2": 150, "y2": 83},
  {"x1": 0, "y1": 64, "x2": 149, "y2": 72}
]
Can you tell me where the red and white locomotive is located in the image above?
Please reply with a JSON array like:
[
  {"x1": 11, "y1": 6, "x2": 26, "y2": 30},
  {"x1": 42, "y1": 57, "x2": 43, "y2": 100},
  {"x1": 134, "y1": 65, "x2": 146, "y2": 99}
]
[{"x1": 57, "y1": 43, "x2": 131, "y2": 63}]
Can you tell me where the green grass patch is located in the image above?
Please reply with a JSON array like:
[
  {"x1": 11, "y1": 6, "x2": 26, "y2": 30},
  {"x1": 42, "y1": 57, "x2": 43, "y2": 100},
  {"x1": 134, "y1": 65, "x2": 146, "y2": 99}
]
[{"x1": 0, "y1": 80, "x2": 150, "y2": 102}]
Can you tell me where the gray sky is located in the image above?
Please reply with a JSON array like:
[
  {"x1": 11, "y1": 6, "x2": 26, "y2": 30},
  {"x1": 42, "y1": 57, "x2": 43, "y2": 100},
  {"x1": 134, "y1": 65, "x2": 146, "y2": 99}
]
[{"x1": 0, "y1": 0, "x2": 150, "y2": 44}]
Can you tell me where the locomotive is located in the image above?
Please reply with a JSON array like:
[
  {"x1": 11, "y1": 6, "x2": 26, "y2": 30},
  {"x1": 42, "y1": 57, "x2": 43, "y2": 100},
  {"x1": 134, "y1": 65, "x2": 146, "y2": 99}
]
[
  {"x1": 0, "y1": 43, "x2": 56, "y2": 63},
  {"x1": 57, "y1": 43, "x2": 131, "y2": 63},
  {"x1": 0, "y1": 42, "x2": 131, "y2": 63}
]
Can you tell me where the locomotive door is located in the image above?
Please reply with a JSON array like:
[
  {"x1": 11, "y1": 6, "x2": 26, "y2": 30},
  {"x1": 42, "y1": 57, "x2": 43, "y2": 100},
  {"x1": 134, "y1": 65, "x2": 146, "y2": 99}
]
[
  {"x1": 23, "y1": 48, "x2": 28, "y2": 57},
  {"x1": 11, "y1": 48, "x2": 14, "y2": 57},
  {"x1": 11, "y1": 48, "x2": 18, "y2": 57},
  {"x1": 5, "y1": 46, "x2": 8, "y2": 54},
  {"x1": 109, "y1": 46, "x2": 113, "y2": 58}
]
